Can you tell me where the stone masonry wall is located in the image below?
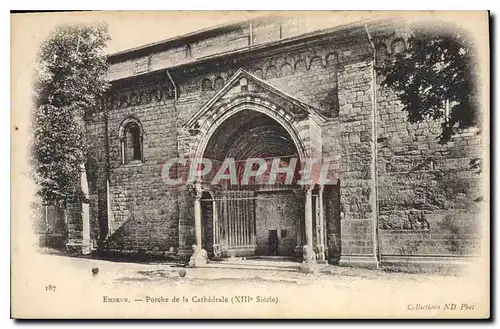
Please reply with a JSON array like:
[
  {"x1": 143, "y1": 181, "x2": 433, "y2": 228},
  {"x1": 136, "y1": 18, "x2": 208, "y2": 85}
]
[
  {"x1": 87, "y1": 76, "x2": 181, "y2": 254},
  {"x1": 92, "y1": 25, "x2": 378, "y2": 259},
  {"x1": 88, "y1": 21, "x2": 483, "y2": 265},
  {"x1": 86, "y1": 112, "x2": 110, "y2": 246},
  {"x1": 333, "y1": 38, "x2": 379, "y2": 266},
  {"x1": 374, "y1": 32, "x2": 483, "y2": 263},
  {"x1": 171, "y1": 36, "x2": 349, "y2": 254}
]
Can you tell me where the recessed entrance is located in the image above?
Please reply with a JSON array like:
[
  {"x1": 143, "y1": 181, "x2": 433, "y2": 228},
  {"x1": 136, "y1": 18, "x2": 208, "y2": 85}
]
[
  {"x1": 254, "y1": 190, "x2": 303, "y2": 257},
  {"x1": 199, "y1": 109, "x2": 304, "y2": 259},
  {"x1": 268, "y1": 230, "x2": 278, "y2": 256}
]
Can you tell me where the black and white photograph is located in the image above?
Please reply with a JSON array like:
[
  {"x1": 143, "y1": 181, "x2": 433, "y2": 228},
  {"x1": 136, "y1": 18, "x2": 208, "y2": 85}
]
[{"x1": 10, "y1": 10, "x2": 490, "y2": 319}]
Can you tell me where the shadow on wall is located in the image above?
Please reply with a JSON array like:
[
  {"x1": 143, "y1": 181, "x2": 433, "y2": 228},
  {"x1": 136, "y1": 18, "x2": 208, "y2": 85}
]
[
  {"x1": 437, "y1": 214, "x2": 472, "y2": 255},
  {"x1": 104, "y1": 206, "x2": 177, "y2": 257}
]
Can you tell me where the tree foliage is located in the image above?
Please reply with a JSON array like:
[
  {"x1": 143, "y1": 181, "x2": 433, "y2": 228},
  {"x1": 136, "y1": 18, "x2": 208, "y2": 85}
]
[
  {"x1": 377, "y1": 29, "x2": 479, "y2": 143},
  {"x1": 32, "y1": 23, "x2": 110, "y2": 206}
]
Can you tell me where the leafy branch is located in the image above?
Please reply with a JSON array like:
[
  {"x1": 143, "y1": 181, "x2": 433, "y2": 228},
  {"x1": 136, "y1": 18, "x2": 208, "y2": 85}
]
[
  {"x1": 377, "y1": 29, "x2": 480, "y2": 144},
  {"x1": 31, "y1": 23, "x2": 110, "y2": 207}
]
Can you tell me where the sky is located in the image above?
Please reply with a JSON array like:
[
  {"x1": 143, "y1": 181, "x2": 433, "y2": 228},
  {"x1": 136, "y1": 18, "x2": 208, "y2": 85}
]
[
  {"x1": 12, "y1": 11, "x2": 388, "y2": 56},
  {"x1": 12, "y1": 11, "x2": 265, "y2": 55}
]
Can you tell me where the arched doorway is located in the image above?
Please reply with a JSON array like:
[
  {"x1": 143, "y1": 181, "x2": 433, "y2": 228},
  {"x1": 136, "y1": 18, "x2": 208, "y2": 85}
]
[
  {"x1": 199, "y1": 109, "x2": 305, "y2": 259},
  {"x1": 184, "y1": 71, "x2": 329, "y2": 268}
]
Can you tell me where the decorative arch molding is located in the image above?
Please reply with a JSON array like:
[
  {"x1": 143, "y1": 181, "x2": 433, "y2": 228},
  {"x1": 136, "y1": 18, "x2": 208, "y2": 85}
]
[
  {"x1": 217, "y1": 104, "x2": 301, "y2": 159},
  {"x1": 370, "y1": 31, "x2": 412, "y2": 66},
  {"x1": 107, "y1": 76, "x2": 176, "y2": 110},
  {"x1": 188, "y1": 98, "x2": 307, "y2": 161},
  {"x1": 279, "y1": 62, "x2": 294, "y2": 76},
  {"x1": 306, "y1": 55, "x2": 323, "y2": 70},
  {"x1": 264, "y1": 65, "x2": 278, "y2": 79},
  {"x1": 294, "y1": 59, "x2": 307, "y2": 71},
  {"x1": 183, "y1": 69, "x2": 325, "y2": 161},
  {"x1": 201, "y1": 78, "x2": 213, "y2": 92},
  {"x1": 118, "y1": 115, "x2": 144, "y2": 140},
  {"x1": 213, "y1": 76, "x2": 225, "y2": 90},
  {"x1": 193, "y1": 47, "x2": 343, "y2": 90}
]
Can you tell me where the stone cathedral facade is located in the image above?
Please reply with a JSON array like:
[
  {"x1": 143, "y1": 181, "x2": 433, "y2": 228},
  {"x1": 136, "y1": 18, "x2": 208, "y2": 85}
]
[{"x1": 73, "y1": 16, "x2": 483, "y2": 270}]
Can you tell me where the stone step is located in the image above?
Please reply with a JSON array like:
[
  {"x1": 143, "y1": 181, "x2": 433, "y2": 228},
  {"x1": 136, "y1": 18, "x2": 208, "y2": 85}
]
[{"x1": 202, "y1": 260, "x2": 301, "y2": 272}]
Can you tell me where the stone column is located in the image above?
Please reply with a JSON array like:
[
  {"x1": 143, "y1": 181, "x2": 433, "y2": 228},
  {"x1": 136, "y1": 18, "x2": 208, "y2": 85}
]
[
  {"x1": 65, "y1": 163, "x2": 92, "y2": 254},
  {"x1": 188, "y1": 182, "x2": 208, "y2": 267},
  {"x1": 212, "y1": 198, "x2": 222, "y2": 258},
  {"x1": 300, "y1": 186, "x2": 317, "y2": 272},
  {"x1": 194, "y1": 193, "x2": 202, "y2": 246},
  {"x1": 212, "y1": 199, "x2": 217, "y2": 245},
  {"x1": 316, "y1": 185, "x2": 327, "y2": 263}
]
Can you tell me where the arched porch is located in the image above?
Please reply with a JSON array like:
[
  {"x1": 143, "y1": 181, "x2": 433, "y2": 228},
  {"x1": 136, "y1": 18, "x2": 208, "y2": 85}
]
[
  {"x1": 182, "y1": 70, "x2": 331, "y2": 271},
  {"x1": 198, "y1": 109, "x2": 304, "y2": 259}
]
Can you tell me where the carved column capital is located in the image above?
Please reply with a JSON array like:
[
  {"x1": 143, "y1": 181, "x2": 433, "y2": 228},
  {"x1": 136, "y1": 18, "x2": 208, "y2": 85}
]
[
  {"x1": 305, "y1": 185, "x2": 314, "y2": 195},
  {"x1": 187, "y1": 183, "x2": 203, "y2": 199},
  {"x1": 195, "y1": 182, "x2": 202, "y2": 199}
]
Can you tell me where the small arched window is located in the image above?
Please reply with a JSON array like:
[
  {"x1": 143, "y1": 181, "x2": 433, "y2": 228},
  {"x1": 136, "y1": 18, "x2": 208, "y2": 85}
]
[{"x1": 119, "y1": 117, "x2": 144, "y2": 165}]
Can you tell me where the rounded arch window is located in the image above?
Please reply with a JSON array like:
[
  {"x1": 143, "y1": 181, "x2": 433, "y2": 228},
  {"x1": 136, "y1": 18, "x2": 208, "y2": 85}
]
[{"x1": 119, "y1": 117, "x2": 144, "y2": 165}]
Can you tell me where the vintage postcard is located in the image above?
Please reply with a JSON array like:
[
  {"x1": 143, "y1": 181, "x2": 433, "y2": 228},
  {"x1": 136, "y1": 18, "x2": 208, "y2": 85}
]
[{"x1": 11, "y1": 10, "x2": 490, "y2": 319}]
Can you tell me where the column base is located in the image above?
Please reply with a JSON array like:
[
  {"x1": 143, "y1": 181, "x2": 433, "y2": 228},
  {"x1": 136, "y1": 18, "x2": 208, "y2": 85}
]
[
  {"x1": 65, "y1": 238, "x2": 92, "y2": 255},
  {"x1": 339, "y1": 254, "x2": 379, "y2": 269},
  {"x1": 315, "y1": 244, "x2": 326, "y2": 263},
  {"x1": 300, "y1": 261, "x2": 319, "y2": 273},
  {"x1": 300, "y1": 245, "x2": 318, "y2": 273},
  {"x1": 188, "y1": 246, "x2": 208, "y2": 267}
]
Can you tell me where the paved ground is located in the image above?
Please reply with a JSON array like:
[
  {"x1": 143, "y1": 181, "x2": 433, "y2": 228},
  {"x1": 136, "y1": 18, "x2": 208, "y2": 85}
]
[
  {"x1": 34, "y1": 250, "x2": 458, "y2": 286},
  {"x1": 13, "y1": 250, "x2": 487, "y2": 318}
]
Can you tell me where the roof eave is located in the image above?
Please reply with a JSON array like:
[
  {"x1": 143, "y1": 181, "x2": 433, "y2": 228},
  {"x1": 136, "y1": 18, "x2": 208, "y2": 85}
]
[{"x1": 107, "y1": 16, "x2": 397, "y2": 83}]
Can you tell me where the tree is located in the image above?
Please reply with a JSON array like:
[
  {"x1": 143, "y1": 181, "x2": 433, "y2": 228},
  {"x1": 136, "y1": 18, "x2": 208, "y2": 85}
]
[
  {"x1": 32, "y1": 23, "x2": 110, "y2": 207},
  {"x1": 377, "y1": 29, "x2": 479, "y2": 144}
]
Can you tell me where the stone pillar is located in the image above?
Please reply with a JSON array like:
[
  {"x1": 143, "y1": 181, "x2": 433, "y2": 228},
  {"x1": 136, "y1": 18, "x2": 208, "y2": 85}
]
[
  {"x1": 65, "y1": 163, "x2": 92, "y2": 254},
  {"x1": 194, "y1": 195, "x2": 202, "y2": 246},
  {"x1": 212, "y1": 198, "x2": 222, "y2": 258},
  {"x1": 300, "y1": 186, "x2": 317, "y2": 272},
  {"x1": 316, "y1": 185, "x2": 327, "y2": 263},
  {"x1": 336, "y1": 47, "x2": 379, "y2": 269},
  {"x1": 81, "y1": 163, "x2": 91, "y2": 254},
  {"x1": 212, "y1": 199, "x2": 217, "y2": 245},
  {"x1": 188, "y1": 182, "x2": 208, "y2": 267}
]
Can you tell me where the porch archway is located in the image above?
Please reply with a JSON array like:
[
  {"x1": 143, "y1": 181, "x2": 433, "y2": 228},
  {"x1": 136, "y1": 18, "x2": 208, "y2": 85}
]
[
  {"x1": 192, "y1": 99, "x2": 308, "y2": 162},
  {"x1": 195, "y1": 107, "x2": 306, "y2": 259}
]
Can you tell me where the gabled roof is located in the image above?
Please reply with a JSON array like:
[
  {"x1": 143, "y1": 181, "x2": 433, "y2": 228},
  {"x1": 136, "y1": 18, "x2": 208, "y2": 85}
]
[{"x1": 183, "y1": 69, "x2": 326, "y2": 129}]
